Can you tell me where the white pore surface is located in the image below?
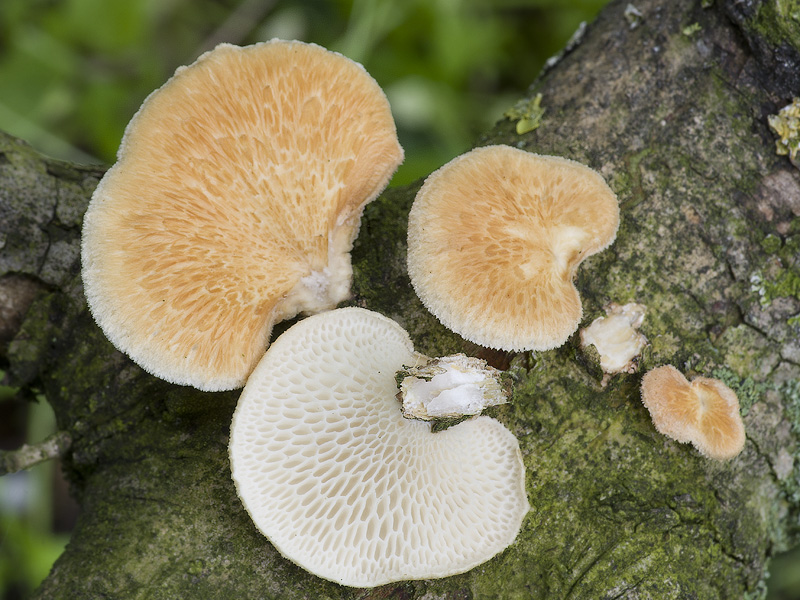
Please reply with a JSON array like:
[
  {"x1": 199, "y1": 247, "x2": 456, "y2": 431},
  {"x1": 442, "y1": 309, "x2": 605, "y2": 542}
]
[{"x1": 229, "y1": 308, "x2": 529, "y2": 587}]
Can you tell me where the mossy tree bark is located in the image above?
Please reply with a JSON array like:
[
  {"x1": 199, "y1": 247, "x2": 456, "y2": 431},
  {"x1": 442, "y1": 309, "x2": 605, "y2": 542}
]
[{"x1": 1, "y1": 0, "x2": 799, "y2": 597}]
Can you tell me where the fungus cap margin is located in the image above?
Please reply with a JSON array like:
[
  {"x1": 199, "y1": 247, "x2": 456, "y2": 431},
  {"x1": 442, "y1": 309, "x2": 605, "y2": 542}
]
[{"x1": 229, "y1": 307, "x2": 529, "y2": 587}]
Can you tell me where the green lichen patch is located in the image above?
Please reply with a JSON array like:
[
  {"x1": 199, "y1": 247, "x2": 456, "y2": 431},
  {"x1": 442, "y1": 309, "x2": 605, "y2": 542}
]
[
  {"x1": 751, "y1": 1, "x2": 800, "y2": 55},
  {"x1": 747, "y1": 230, "x2": 800, "y2": 332},
  {"x1": 782, "y1": 379, "x2": 800, "y2": 436},
  {"x1": 750, "y1": 268, "x2": 800, "y2": 307},
  {"x1": 504, "y1": 93, "x2": 546, "y2": 135},
  {"x1": 713, "y1": 324, "x2": 781, "y2": 381},
  {"x1": 760, "y1": 234, "x2": 783, "y2": 255},
  {"x1": 768, "y1": 98, "x2": 800, "y2": 165},
  {"x1": 709, "y1": 367, "x2": 766, "y2": 415},
  {"x1": 725, "y1": 0, "x2": 800, "y2": 97},
  {"x1": 766, "y1": 270, "x2": 800, "y2": 303},
  {"x1": 682, "y1": 22, "x2": 703, "y2": 37}
]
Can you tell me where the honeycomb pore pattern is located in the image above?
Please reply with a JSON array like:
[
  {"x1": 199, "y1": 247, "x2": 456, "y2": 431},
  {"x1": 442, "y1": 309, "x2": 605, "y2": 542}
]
[{"x1": 229, "y1": 308, "x2": 529, "y2": 587}]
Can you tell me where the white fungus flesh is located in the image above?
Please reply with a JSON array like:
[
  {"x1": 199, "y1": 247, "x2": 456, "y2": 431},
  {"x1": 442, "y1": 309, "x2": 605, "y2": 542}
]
[
  {"x1": 407, "y1": 145, "x2": 619, "y2": 352},
  {"x1": 229, "y1": 308, "x2": 529, "y2": 588},
  {"x1": 81, "y1": 40, "x2": 403, "y2": 391},
  {"x1": 580, "y1": 302, "x2": 648, "y2": 375},
  {"x1": 397, "y1": 353, "x2": 511, "y2": 420}
]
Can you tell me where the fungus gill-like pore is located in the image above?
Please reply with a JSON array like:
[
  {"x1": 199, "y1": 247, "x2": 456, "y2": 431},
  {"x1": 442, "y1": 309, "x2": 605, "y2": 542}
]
[
  {"x1": 640, "y1": 365, "x2": 746, "y2": 460},
  {"x1": 81, "y1": 40, "x2": 403, "y2": 391},
  {"x1": 407, "y1": 145, "x2": 619, "y2": 352},
  {"x1": 229, "y1": 308, "x2": 529, "y2": 588}
]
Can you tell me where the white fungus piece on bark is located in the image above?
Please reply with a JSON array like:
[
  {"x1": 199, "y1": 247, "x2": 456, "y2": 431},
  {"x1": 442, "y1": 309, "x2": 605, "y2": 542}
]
[
  {"x1": 580, "y1": 302, "x2": 648, "y2": 374},
  {"x1": 397, "y1": 353, "x2": 511, "y2": 420},
  {"x1": 229, "y1": 308, "x2": 529, "y2": 588},
  {"x1": 81, "y1": 40, "x2": 403, "y2": 392}
]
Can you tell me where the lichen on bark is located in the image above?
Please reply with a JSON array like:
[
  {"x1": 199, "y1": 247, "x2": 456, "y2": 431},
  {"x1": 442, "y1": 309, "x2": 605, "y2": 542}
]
[{"x1": 1, "y1": 0, "x2": 800, "y2": 598}]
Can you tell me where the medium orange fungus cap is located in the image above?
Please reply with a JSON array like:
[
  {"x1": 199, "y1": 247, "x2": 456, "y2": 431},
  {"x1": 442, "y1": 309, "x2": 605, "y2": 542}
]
[
  {"x1": 81, "y1": 40, "x2": 403, "y2": 391},
  {"x1": 406, "y1": 145, "x2": 619, "y2": 352},
  {"x1": 640, "y1": 365, "x2": 746, "y2": 460}
]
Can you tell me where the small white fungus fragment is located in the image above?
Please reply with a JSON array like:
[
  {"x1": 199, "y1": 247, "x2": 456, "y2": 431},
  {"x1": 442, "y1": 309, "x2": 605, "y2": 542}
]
[
  {"x1": 624, "y1": 3, "x2": 643, "y2": 29},
  {"x1": 580, "y1": 302, "x2": 648, "y2": 375},
  {"x1": 397, "y1": 354, "x2": 511, "y2": 420}
]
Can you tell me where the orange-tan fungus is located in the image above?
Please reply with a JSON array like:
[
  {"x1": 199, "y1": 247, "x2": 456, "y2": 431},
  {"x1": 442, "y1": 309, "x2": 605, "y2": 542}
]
[
  {"x1": 640, "y1": 365, "x2": 746, "y2": 460},
  {"x1": 81, "y1": 40, "x2": 403, "y2": 391},
  {"x1": 407, "y1": 145, "x2": 619, "y2": 351}
]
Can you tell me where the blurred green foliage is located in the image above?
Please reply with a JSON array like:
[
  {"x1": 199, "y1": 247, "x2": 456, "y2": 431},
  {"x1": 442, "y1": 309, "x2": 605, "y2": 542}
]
[
  {"x1": 769, "y1": 548, "x2": 800, "y2": 599},
  {"x1": 1, "y1": 394, "x2": 69, "y2": 599},
  {"x1": 0, "y1": 0, "x2": 609, "y2": 184}
]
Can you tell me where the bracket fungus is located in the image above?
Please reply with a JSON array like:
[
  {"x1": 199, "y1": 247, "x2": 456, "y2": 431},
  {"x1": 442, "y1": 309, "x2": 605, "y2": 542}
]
[
  {"x1": 640, "y1": 365, "x2": 746, "y2": 460},
  {"x1": 229, "y1": 308, "x2": 529, "y2": 587},
  {"x1": 81, "y1": 40, "x2": 403, "y2": 391},
  {"x1": 407, "y1": 145, "x2": 619, "y2": 352}
]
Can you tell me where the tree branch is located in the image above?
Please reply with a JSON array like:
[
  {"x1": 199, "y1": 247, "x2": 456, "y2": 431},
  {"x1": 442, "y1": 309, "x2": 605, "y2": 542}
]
[{"x1": 0, "y1": 430, "x2": 72, "y2": 476}]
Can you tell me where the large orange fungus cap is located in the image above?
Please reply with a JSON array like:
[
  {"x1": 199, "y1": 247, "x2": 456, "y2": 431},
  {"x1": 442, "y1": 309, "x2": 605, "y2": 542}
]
[{"x1": 81, "y1": 40, "x2": 403, "y2": 391}]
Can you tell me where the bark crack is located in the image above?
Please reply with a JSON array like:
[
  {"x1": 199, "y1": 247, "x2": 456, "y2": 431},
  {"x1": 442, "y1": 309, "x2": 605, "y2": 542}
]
[
  {"x1": 564, "y1": 542, "x2": 618, "y2": 600},
  {"x1": 34, "y1": 177, "x2": 60, "y2": 278},
  {"x1": 744, "y1": 433, "x2": 791, "y2": 495}
]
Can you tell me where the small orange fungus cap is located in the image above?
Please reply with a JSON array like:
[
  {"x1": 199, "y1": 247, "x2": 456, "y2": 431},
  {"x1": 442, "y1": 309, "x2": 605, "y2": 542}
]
[
  {"x1": 81, "y1": 40, "x2": 403, "y2": 391},
  {"x1": 640, "y1": 365, "x2": 746, "y2": 460},
  {"x1": 407, "y1": 145, "x2": 619, "y2": 351}
]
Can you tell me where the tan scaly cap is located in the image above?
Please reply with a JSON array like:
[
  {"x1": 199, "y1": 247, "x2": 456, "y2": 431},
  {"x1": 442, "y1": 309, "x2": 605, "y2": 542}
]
[
  {"x1": 81, "y1": 40, "x2": 403, "y2": 391},
  {"x1": 640, "y1": 365, "x2": 746, "y2": 460},
  {"x1": 407, "y1": 145, "x2": 619, "y2": 352}
]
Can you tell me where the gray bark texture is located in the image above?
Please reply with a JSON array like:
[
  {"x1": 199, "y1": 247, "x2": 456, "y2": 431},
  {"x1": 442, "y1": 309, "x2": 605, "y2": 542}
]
[{"x1": 1, "y1": 0, "x2": 800, "y2": 597}]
